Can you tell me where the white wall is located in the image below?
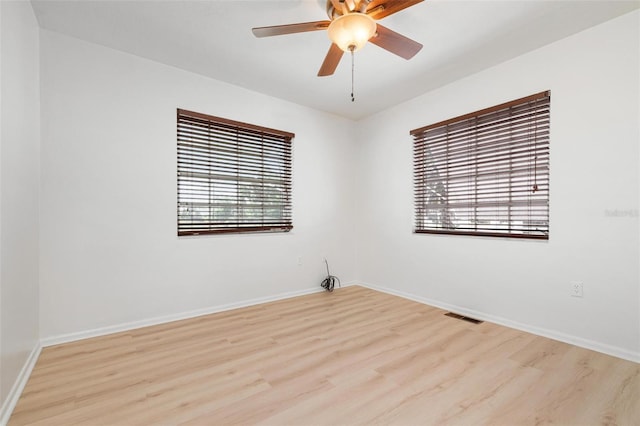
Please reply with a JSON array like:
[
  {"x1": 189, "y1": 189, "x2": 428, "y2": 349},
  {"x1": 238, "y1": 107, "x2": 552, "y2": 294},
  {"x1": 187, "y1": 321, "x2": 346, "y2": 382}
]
[
  {"x1": 0, "y1": 0, "x2": 41, "y2": 408},
  {"x1": 355, "y1": 10, "x2": 640, "y2": 360},
  {"x1": 39, "y1": 30, "x2": 358, "y2": 340}
]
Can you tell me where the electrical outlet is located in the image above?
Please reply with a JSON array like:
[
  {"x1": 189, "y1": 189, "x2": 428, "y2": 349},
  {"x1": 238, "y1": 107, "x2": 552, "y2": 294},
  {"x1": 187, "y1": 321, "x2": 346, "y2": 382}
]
[{"x1": 570, "y1": 281, "x2": 583, "y2": 298}]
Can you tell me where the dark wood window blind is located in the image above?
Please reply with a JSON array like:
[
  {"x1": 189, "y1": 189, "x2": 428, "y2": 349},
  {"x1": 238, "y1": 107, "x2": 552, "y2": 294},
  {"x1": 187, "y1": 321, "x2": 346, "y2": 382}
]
[
  {"x1": 411, "y1": 91, "x2": 550, "y2": 239},
  {"x1": 177, "y1": 109, "x2": 294, "y2": 236}
]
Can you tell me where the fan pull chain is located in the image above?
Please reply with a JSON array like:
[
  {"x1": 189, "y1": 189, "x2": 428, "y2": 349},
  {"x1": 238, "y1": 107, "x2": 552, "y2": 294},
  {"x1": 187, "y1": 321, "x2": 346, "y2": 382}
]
[{"x1": 350, "y1": 46, "x2": 355, "y2": 102}]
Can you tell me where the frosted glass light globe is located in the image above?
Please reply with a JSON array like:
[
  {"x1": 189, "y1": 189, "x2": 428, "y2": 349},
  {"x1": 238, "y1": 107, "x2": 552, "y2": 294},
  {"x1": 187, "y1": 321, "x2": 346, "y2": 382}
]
[{"x1": 327, "y1": 13, "x2": 377, "y2": 52}]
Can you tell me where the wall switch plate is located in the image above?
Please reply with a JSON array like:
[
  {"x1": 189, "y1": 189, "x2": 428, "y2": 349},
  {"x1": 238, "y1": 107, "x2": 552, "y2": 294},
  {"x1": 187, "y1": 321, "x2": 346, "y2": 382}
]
[
  {"x1": 297, "y1": 256, "x2": 302, "y2": 266},
  {"x1": 570, "y1": 281, "x2": 583, "y2": 297}
]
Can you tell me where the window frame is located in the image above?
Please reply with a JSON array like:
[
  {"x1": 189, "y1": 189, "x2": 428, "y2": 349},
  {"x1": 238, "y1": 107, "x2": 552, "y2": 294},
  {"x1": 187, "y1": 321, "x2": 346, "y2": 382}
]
[
  {"x1": 177, "y1": 108, "x2": 294, "y2": 236},
  {"x1": 411, "y1": 91, "x2": 550, "y2": 240}
]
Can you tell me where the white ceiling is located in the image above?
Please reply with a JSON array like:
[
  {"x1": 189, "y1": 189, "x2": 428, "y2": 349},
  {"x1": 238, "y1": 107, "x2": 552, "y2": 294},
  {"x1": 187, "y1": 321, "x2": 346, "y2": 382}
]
[{"x1": 30, "y1": 0, "x2": 639, "y2": 120}]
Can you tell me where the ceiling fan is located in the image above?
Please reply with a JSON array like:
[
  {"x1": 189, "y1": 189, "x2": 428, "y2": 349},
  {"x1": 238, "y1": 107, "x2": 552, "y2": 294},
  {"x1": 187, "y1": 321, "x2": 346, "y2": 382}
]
[{"x1": 252, "y1": 0, "x2": 424, "y2": 77}]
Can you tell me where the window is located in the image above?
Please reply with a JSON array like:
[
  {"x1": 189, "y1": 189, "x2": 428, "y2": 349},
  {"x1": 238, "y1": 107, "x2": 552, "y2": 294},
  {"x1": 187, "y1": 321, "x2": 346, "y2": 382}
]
[
  {"x1": 177, "y1": 109, "x2": 293, "y2": 236},
  {"x1": 411, "y1": 91, "x2": 550, "y2": 239}
]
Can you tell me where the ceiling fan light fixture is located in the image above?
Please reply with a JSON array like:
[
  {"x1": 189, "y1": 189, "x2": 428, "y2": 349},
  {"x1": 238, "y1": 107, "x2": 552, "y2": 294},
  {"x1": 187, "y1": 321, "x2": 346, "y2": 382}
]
[{"x1": 327, "y1": 13, "x2": 377, "y2": 52}]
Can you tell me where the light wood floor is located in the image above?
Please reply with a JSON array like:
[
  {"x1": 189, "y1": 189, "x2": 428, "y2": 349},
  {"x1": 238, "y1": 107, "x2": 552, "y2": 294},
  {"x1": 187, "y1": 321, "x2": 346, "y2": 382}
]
[{"x1": 10, "y1": 286, "x2": 640, "y2": 425}]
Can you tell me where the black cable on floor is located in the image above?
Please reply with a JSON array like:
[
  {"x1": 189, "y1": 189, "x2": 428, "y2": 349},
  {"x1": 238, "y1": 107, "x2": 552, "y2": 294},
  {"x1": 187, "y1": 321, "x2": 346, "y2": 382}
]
[{"x1": 321, "y1": 258, "x2": 341, "y2": 292}]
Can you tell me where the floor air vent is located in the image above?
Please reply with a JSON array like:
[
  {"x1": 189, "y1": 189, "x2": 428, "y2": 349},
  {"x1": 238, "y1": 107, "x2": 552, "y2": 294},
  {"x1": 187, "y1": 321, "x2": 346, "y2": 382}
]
[{"x1": 444, "y1": 312, "x2": 484, "y2": 324}]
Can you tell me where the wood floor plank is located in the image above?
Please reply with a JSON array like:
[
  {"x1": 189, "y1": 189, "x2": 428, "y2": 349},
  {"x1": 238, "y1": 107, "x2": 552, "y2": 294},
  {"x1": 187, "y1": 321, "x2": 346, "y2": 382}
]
[{"x1": 9, "y1": 286, "x2": 640, "y2": 425}]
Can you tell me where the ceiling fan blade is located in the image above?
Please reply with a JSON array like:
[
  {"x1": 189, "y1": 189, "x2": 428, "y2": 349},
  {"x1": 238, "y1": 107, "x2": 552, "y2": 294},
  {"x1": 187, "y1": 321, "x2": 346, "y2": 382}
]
[
  {"x1": 318, "y1": 43, "x2": 344, "y2": 77},
  {"x1": 252, "y1": 21, "x2": 330, "y2": 38},
  {"x1": 370, "y1": 24, "x2": 422, "y2": 59},
  {"x1": 366, "y1": 0, "x2": 424, "y2": 20}
]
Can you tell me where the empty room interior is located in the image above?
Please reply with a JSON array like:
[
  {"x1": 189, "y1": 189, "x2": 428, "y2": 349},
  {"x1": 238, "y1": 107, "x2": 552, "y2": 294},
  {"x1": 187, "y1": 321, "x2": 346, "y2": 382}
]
[{"x1": 1, "y1": 0, "x2": 639, "y2": 424}]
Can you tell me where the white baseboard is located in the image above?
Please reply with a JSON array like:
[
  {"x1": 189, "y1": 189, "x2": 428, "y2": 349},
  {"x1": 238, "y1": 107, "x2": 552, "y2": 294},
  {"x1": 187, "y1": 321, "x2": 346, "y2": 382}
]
[
  {"x1": 0, "y1": 342, "x2": 42, "y2": 426},
  {"x1": 41, "y1": 283, "x2": 358, "y2": 348},
  {"x1": 357, "y1": 281, "x2": 640, "y2": 364},
  {"x1": 335, "y1": 280, "x2": 357, "y2": 289}
]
